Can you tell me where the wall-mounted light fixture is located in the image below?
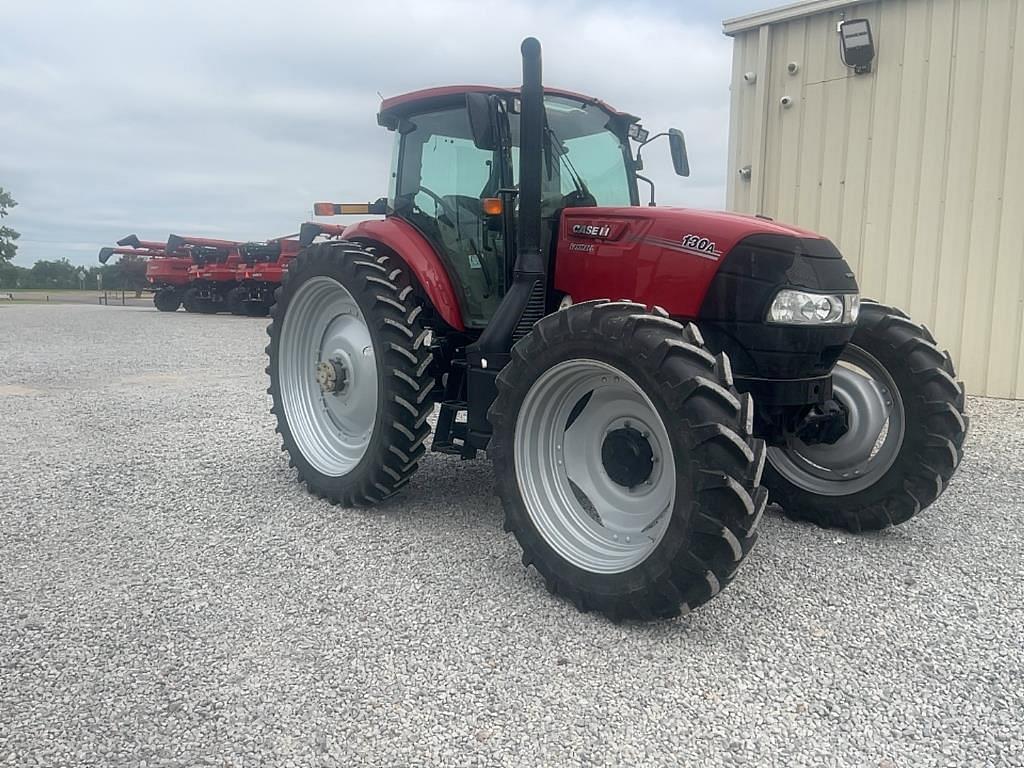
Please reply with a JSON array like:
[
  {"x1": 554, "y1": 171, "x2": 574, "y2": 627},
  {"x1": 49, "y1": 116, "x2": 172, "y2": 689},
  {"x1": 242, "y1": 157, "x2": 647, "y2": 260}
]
[{"x1": 838, "y1": 18, "x2": 875, "y2": 74}]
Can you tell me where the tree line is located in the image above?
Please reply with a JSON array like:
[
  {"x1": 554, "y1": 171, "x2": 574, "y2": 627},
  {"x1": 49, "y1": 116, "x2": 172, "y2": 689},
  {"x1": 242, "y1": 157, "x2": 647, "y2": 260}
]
[
  {"x1": 0, "y1": 256, "x2": 148, "y2": 291},
  {"x1": 0, "y1": 186, "x2": 148, "y2": 291}
]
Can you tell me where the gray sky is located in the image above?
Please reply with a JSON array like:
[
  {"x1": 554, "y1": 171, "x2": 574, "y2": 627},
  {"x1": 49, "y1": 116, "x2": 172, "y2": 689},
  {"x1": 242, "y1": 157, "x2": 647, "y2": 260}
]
[{"x1": 0, "y1": 0, "x2": 770, "y2": 267}]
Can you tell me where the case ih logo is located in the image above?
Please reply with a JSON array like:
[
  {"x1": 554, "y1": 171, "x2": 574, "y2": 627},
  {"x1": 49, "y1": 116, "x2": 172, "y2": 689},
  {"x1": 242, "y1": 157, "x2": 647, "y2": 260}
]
[{"x1": 572, "y1": 223, "x2": 612, "y2": 238}]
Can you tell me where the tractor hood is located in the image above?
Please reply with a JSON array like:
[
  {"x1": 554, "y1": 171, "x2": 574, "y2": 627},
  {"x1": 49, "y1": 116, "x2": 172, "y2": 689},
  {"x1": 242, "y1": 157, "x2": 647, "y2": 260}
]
[
  {"x1": 553, "y1": 206, "x2": 845, "y2": 319},
  {"x1": 560, "y1": 206, "x2": 830, "y2": 258}
]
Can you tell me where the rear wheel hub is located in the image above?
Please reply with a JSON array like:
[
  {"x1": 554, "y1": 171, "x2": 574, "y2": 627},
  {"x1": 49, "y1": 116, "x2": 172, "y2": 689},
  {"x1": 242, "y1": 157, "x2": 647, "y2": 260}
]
[
  {"x1": 601, "y1": 425, "x2": 654, "y2": 488},
  {"x1": 316, "y1": 358, "x2": 348, "y2": 394}
]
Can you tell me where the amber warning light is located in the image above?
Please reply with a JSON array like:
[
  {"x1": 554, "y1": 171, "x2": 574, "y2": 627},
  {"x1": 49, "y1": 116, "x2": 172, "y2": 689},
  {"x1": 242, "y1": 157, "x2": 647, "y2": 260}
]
[{"x1": 313, "y1": 202, "x2": 371, "y2": 216}]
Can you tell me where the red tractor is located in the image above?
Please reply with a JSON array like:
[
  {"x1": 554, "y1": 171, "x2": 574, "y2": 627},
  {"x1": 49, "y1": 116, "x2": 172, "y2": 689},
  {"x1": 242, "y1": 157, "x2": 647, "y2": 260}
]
[
  {"x1": 266, "y1": 40, "x2": 967, "y2": 621},
  {"x1": 99, "y1": 235, "x2": 192, "y2": 311},
  {"x1": 171, "y1": 234, "x2": 245, "y2": 314},
  {"x1": 231, "y1": 224, "x2": 348, "y2": 316}
]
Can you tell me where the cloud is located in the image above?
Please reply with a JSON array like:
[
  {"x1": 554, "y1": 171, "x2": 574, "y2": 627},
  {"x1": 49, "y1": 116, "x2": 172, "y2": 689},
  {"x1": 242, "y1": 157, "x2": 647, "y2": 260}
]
[{"x1": 0, "y1": 0, "x2": 768, "y2": 266}]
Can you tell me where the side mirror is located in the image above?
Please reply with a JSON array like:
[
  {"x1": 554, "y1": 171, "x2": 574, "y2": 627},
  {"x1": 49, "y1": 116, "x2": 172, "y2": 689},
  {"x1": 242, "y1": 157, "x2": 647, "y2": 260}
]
[
  {"x1": 668, "y1": 129, "x2": 689, "y2": 177},
  {"x1": 467, "y1": 93, "x2": 500, "y2": 151}
]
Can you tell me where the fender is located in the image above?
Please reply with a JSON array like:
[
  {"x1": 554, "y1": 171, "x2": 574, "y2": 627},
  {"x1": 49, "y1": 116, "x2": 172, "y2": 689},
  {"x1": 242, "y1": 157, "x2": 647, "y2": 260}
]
[{"x1": 343, "y1": 217, "x2": 465, "y2": 331}]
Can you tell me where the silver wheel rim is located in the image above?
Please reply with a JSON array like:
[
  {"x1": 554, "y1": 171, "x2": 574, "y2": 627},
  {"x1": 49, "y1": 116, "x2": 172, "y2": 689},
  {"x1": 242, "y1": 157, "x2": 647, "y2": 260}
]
[
  {"x1": 514, "y1": 359, "x2": 676, "y2": 574},
  {"x1": 279, "y1": 276, "x2": 378, "y2": 476},
  {"x1": 767, "y1": 344, "x2": 905, "y2": 496}
]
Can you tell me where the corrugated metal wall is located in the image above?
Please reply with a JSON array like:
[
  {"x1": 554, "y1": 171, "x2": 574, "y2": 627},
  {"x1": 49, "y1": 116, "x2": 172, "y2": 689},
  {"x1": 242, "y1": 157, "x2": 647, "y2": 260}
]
[{"x1": 726, "y1": 0, "x2": 1024, "y2": 398}]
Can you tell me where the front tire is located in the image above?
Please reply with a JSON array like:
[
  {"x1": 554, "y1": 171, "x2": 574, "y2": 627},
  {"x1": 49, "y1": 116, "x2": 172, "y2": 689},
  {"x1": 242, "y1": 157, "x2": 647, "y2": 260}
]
[
  {"x1": 153, "y1": 288, "x2": 182, "y2": 312},
  {"x1": 764, "y1": 301, "x2": 968, "y2": 531},
  {"x1": 489, "y1": 301, "x2": 767, "y2": 621},
  {"x1": 266, "y1": 242, "x2": 435, "y2": 506}
]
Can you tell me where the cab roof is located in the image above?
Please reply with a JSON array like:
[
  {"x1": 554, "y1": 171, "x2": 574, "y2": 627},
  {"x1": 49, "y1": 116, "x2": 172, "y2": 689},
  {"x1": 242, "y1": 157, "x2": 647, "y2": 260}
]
[{"x1": 377, "y1": 85, "x2": 638, "y2": 129}]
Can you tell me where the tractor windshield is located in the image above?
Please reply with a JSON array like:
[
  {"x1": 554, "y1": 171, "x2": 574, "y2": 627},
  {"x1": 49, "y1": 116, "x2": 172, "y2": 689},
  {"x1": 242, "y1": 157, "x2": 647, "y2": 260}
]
[{"x1": 511, "y1": 95, "x2": 635, "y2": 211}]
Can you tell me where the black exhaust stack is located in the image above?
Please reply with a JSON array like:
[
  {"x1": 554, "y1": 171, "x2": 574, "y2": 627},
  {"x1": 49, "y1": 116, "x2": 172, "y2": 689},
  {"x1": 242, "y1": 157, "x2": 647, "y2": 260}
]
[
  {"x1": 465, "y1": 37, "x2": 547, "y2": 447},
  {"x1": 513, "y1": 36, "x2": 545, "y2": 287}
]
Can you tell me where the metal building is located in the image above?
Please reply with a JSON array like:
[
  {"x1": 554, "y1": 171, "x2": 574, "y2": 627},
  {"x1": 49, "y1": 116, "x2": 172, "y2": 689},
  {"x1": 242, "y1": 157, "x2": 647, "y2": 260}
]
[{"x1": 724, "y1": 0, "x2": 1024, "y2": 398}]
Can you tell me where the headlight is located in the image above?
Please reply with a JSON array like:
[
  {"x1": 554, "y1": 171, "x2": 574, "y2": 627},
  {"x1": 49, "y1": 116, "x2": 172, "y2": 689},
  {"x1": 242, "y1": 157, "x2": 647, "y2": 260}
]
[{"x1": 768, "y1": 290, "x2": 860, "y2": 325}]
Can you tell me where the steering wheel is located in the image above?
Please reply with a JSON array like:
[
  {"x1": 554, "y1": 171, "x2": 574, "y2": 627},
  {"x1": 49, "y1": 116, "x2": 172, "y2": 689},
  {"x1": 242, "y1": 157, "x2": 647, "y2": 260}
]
[{"x1": 416, "y1": 185, "x2": 461, "y2": 222}]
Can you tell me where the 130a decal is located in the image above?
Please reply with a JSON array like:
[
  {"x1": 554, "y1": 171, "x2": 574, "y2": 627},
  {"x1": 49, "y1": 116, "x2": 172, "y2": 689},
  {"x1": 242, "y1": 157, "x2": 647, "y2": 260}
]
[{"x1": 681, "y1": 234, "x2": 718, "y2": 255}]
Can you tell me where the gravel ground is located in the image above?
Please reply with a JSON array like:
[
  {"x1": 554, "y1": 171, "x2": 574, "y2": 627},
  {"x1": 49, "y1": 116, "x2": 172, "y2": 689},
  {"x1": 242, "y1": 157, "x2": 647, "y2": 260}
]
[{"x1": 1, "y1": 304, "x2": 1021, "y2": 768}]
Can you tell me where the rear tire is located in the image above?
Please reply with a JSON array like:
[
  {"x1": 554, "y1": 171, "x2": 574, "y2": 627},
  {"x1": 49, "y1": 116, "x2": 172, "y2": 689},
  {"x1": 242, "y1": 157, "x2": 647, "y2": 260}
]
[
  {"x1": 266, "y1": 242, "x2": 435, "y2": 506},
  {"x1": 226, "y1": 286, "x2": 247, "y2": 315},
  {"x1": 764, "y1": 301, "x2": 968, "y2": 531},
  {"x1": 489, "y1": 300, "x2": 767, "y2": 621},
  {"x1": 153, "y1": 289, "x2": 181, "y2": 312},
  {"x1": 183, "y1": 287, "x2": 218, "y2": 314}
]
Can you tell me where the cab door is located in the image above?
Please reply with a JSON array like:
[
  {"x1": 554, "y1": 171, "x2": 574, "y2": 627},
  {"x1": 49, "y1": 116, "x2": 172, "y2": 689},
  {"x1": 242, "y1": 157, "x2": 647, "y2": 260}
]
[{"x1": 391, "y1": 106, "x2": 508, "y2": 328}]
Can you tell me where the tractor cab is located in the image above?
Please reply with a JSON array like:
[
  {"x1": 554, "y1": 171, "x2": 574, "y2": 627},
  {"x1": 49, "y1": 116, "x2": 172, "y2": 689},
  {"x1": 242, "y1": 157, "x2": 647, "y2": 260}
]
[{"x1": 376, "y1": 86, "x2": 687, "y2": 328}]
